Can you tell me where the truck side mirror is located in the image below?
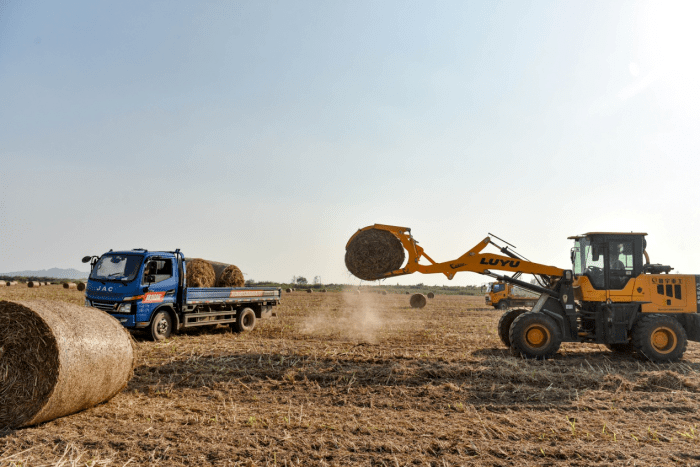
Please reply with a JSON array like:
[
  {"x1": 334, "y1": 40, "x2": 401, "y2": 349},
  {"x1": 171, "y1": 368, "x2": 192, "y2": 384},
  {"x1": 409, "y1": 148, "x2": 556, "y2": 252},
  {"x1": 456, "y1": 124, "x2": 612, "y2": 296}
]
[
  {"x1": 82, "y1": 256, "x2": 92, "y2": 263},
  {"x1": 147, "y1": 274, "x2": 155, "y2": 283}
]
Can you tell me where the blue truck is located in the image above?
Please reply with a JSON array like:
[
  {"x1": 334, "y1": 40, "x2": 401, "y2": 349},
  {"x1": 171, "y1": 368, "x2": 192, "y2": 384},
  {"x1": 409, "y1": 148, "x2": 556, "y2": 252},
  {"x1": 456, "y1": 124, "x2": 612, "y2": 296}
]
[{"x1": 82, "y1": 249, "x2": 280, "y2": 340}]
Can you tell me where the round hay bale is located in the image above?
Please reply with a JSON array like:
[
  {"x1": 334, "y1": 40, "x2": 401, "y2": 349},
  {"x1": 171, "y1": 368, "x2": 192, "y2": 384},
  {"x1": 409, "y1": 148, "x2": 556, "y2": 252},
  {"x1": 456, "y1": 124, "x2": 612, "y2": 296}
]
[
  {"x1": 322, "y1": 289, "x2": 327, "y2": 293},
  {"x1": 76, "y1": 282, "x2": 86, "y2": 292},
  {"x1": 427, "y1": 292, "x2": 435, "y2": 299},
  {"x1": 410, "y1": 293, "x2": 427, "y2": 308},
  {"x1": 0, "y1": 300, "x2": 135, "y2": 429},
  {"x1": 307, "y1": 289, "x2": 313, "y2": 293},
  {"x1": 405, "y1": 291, "x2": 410, "y2": 295},
  {"x1": 27, "y1": 281, "x2": 39, "y2": 288},
  {"x1": 382, "y1": 290, "x2": 387, "y2": 295},
  {"x1": 345, "y1": 228, "x2": 405, "y2": 281},
  {"x1": 216, "y1": 265, "x2": 244, "y2": 287},
  {"x1": 63, "y1": 283, "x2": 77, "y2": 290},
  {"x1": 0, "y1": 282, "x2": 4, "y2": 287},
  {"x1": 9, "y1": 281, "x2": 18, "y2": 286},
  {"x1": 285, "y1": 288, "x2": 292, "y2": 293},
  {"x1": 186, "y1": 259, "x2": 216, "y2": 287}
]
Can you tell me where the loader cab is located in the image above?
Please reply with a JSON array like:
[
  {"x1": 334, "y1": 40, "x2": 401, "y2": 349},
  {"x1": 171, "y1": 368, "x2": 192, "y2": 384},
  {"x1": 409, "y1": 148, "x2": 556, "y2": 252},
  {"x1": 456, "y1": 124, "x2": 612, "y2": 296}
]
[{"x1": 569, "y1": 232, "x2": 646, "y2": 290}]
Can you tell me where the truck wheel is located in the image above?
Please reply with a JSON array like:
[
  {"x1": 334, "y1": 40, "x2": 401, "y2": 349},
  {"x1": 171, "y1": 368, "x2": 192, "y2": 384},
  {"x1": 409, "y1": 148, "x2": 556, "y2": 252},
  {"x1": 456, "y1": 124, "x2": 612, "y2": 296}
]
[
  {"x1": 497, "y1": 308, "x2": 528, "y2": 348},
  {"x1": 232, "y1": 307, "x2": 256, "y2": 333},
  {"x1": 497, "y1": 301, "x2": 508, "y2": 310},
  {"x1": 631, "y1": 314, "x2": 687, "y2": 362},
  {"x1": 509, "y1": 312, "x2": 561, "y2": 359},
  {"x1": 149, "y1": 310, "x2": 173, "y2": 341}
]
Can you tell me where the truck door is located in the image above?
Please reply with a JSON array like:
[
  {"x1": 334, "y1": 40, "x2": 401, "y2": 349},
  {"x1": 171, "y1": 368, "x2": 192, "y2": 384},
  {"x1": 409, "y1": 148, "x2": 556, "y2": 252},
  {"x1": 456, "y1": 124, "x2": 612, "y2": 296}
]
[{"x1": 142, "y1": 258, "x2": 178, "y2": 310}]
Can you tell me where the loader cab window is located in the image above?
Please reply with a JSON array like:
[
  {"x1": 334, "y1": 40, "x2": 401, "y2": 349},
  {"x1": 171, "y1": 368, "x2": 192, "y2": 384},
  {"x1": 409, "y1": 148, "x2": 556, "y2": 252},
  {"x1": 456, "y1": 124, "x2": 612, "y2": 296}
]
[
  {"x1": 142, "y1": 259, "x2": 174, "y2": 285},
  {"x1": 573, "y1": 237, "x2": 637, "y2": 290},
  {"x1": 608, "y1": 241, "x2": 634, "y2": 289},
  {"x1": 572, "y1": 238, "x2": 606, "y2": 289}
]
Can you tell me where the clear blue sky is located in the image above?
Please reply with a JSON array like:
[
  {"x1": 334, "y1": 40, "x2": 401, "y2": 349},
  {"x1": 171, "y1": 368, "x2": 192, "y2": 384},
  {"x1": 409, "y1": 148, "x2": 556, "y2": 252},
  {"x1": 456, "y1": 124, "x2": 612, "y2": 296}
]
[{"x1": 1, "y1": 1, "x2": 699, "y2": 285}]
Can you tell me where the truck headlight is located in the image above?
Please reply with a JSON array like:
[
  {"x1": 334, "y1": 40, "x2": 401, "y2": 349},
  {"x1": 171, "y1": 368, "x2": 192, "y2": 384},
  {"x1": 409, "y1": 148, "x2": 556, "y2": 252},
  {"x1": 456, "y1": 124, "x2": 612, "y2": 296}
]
[
  {"x1": 118, "y1": 303, "x2": 132, "y2": 314},
  {"x1": 85, "y1": 299, "x2": 91, "y2": 307}
]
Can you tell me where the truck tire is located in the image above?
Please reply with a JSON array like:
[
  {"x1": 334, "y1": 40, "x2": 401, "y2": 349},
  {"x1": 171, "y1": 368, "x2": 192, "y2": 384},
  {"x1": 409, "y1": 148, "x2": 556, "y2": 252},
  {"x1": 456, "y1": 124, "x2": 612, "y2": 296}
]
[
  {"x1": 497, "y1": 301, "x2": 508, "y2": 310},
  {"x1": 232, "y1": 307, "x2": 256, "y2": 333},
  {"x1": 149, "y1": 309, "x2": 173, "y2": 341},
  {"x1": 509, "y1": 312, "x2": 561, "y2": 359},
  {"x1": 497, "y1": 308, "x2": 528, "y2": 348},
  {"x1": 631, "y1": 314, "x2": 687, "y2": 362}
]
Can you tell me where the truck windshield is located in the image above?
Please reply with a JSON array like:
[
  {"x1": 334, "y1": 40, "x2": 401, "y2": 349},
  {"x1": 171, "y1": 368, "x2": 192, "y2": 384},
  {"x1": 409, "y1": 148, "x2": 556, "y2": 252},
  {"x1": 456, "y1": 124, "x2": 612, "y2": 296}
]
[
  {"x1": 91, "y1": 254, "x2": 143, "y2": 281},
  {"x1": 492, "y1": 283, "x2": 505, "y2": 293}
]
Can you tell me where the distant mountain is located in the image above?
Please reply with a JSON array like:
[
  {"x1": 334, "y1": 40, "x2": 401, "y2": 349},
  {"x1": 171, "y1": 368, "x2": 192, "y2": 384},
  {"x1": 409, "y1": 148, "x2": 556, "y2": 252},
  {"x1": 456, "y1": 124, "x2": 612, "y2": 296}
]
[{"x1": 0, "y1": 268, "x2": 90, "y2": 279}]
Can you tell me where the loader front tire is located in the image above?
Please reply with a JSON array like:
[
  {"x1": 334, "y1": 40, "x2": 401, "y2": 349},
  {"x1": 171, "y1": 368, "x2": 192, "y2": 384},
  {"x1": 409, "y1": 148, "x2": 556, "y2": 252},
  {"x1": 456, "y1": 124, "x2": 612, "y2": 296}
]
[
  {"x1": 509, "y1": 312, "x2": 561, "y2": 359},
  {"x1": 631, "y1": 314, "x2": 687, "y2": 362},
  {"x1": 497, "y1": 308, "x2": 529, "y2": 348},
  {"x1": 496, "y1": 301, "x2": 508, "y2": 310}
]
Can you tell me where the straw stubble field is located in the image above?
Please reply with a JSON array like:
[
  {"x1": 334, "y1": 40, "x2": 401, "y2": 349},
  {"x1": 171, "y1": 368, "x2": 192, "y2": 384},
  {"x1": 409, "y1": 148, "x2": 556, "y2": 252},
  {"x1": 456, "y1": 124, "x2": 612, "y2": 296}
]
[{"x1": 1, "y1": 285, "x2": 700, "y2": 466}]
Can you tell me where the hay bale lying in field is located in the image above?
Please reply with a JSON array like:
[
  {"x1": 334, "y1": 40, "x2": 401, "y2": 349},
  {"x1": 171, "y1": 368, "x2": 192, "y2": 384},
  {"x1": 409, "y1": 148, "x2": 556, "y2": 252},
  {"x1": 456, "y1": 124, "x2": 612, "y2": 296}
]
[
  {"x1": 285, "y1": 288, "x2": 292, "y2": 293},
  {"x1": 0, "y1": 300, "x2": 135, "y2": 429},
  {"x1": 186, "y1": 259, "x2": 216, "y2": 287},
  {"x1": 382, "y1": 290, "x2": 387, "y2": 295},
  {"x1": 345, "y1": 228, "x2": 405, "y2": 281},
  {"x1": 410, "y1": 293, "x2": 427, "y2": 308},
  {"x1": 27, "y1": 281, "x2": 40, "y2": 288},
  {"x1": 427, "y1": 292, "x2": 435, "y2": 299},
  {"x1": 216, "y1": 265, "x2": 244, "y2": 287},
  {"x1": 307, "y1": 289, "x2": 313, "y2": 293},
  {"x1": 63, "y1": 282, "x2": 77, "y2": 289},
  {"x1": 76, "y1": 282, "x2": 86, "y2": 292}
]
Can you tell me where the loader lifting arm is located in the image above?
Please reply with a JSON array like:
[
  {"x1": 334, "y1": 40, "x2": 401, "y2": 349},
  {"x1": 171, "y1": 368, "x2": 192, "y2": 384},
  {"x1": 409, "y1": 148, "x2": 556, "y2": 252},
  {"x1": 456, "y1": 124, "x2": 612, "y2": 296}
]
[{"x1": 347, "y1": 224, "x2": 565, "y2": 281}]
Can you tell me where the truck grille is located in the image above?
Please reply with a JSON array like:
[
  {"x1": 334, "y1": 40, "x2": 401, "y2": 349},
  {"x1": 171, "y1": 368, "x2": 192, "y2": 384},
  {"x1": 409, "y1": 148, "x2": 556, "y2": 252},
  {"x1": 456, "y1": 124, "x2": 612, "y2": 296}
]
[{"x1": 90, "y1": 300, "x2": 118, "y2": 313}]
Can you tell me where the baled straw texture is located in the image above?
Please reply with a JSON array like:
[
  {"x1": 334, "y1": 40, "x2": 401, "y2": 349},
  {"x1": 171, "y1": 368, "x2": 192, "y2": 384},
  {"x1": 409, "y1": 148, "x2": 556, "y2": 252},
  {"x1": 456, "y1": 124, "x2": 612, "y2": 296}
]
[
  {"x1": 345, "y1": 228, "x2": 405, "y2": 281},
  {"x1": 76, "y1": 282, "x2": 86, "y2": 292},
  {"x1": 186, "y1": 259, "x2": 216, "y2": 287},
  {"x1": 0, "y1": 282, "x2": 4, "y2": 287},
  {"x1": 382, "y1": 290, "x2": 387, "y2": 295},
  {"x1": 285, "y1": 288, "x2": 292, "y2": 293},
  {"x1": 216, "y1": 265, "x2": 244, "y2": 287},
  {"x1": 27, "y1": 281, "x2": 40, "y2": 288},
  {"x1": 0, "y1": 300, "x2": 135, "y2": 429},
  {"x1": 410, "y1": 293, "x2": 427, "y2": 308},
  {"x1": 63, "y1": 282, "x2": 77, "y2": 289},
  {"x1": 427, "y1": 292, "x2": 435, "y2": 299}
]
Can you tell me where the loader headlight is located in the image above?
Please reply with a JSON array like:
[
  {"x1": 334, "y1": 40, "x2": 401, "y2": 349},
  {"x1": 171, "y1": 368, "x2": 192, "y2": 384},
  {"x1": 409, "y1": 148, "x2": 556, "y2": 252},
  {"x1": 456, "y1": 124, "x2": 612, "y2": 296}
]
[{"x1": 117, "y1": 303, "x2": 132, "y2": 314}]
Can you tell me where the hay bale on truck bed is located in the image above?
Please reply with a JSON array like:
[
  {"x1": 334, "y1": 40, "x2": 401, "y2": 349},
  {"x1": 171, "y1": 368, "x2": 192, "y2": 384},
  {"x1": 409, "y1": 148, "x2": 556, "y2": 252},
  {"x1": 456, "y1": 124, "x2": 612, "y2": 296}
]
[
  {"x1": 215, "y1": 265, "x2": 244, "y2": 287},
  {"x1": 185, "y1": 259, "x2": 216, "y2": 287},
  {"x1": 345, "y1": 228, "x2": 405, "y2": 281},
  {"x1": 0, "y1": 300, "x2": 135, "y2": 429},
  {"x1": 410, "y1": 293, "x2": 427, "y2": 308}
]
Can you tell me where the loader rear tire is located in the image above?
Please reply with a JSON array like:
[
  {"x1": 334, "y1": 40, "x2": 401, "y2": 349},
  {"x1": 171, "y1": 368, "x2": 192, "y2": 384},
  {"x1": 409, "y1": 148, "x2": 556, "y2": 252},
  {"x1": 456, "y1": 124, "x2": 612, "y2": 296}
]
[
  {"x1": 631, "y1": 314, "x2": 687, "y2": 362},
  {"x1": 497, "y1": 308, "x2": 528, "y2": 348},
  {"x1": 232, "y1": 307, "x2": 257, "y2": 333},
  {"x1": 509, "y1": 312, "x2": 561, "y2": 359}
]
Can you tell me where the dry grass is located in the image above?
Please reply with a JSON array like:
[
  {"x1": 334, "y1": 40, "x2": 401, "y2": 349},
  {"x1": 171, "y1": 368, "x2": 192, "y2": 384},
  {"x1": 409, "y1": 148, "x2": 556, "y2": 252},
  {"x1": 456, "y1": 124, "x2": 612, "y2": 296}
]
[{"x1": 1, "y1": 286, "x2": 699, "y2": 466}]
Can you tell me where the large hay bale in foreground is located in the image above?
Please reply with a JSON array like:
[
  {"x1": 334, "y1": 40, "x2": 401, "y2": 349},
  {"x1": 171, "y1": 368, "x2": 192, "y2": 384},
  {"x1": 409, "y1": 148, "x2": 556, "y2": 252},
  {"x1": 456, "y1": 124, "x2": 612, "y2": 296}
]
[
  {"x1": 345, "y1": 228, "x2": 405, "y2": 281},
  {"x1": 0, "y1": 300, "x2": 135, "y2": 429},
  {"x1": 216, "y1": 265, "x2": 244, "y2": 287},
  {"x1": 410, "y1": 293, "x2": 427, "y2": 308},
  {"x1": 63, "y1": 282, "x2": 77, "y2": 289},
  {"x1": 186, "y1": 259, "x2": 216, "y2": 287}
]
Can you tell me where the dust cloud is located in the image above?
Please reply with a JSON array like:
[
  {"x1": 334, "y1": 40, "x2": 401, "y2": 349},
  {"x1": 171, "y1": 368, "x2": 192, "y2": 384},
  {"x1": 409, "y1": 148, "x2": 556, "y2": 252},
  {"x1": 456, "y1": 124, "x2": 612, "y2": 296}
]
[{"x1": 301, "y1": 291, "x2": 386, "y2": 343}]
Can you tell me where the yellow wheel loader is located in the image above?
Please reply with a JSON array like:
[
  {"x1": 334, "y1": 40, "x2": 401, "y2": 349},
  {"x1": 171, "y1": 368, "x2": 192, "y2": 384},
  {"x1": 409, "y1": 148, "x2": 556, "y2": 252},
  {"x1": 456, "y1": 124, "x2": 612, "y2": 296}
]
[{"x1": 345, "y1": 224, "x2": 698, "y2": 362}]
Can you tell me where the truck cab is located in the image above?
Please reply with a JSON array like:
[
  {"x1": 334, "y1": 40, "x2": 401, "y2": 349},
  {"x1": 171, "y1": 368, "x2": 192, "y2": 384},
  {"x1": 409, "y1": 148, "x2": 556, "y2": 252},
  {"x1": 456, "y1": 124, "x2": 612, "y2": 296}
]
[{"x1": 84, "y1": 249, "x2": 280, "y2": 340}]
